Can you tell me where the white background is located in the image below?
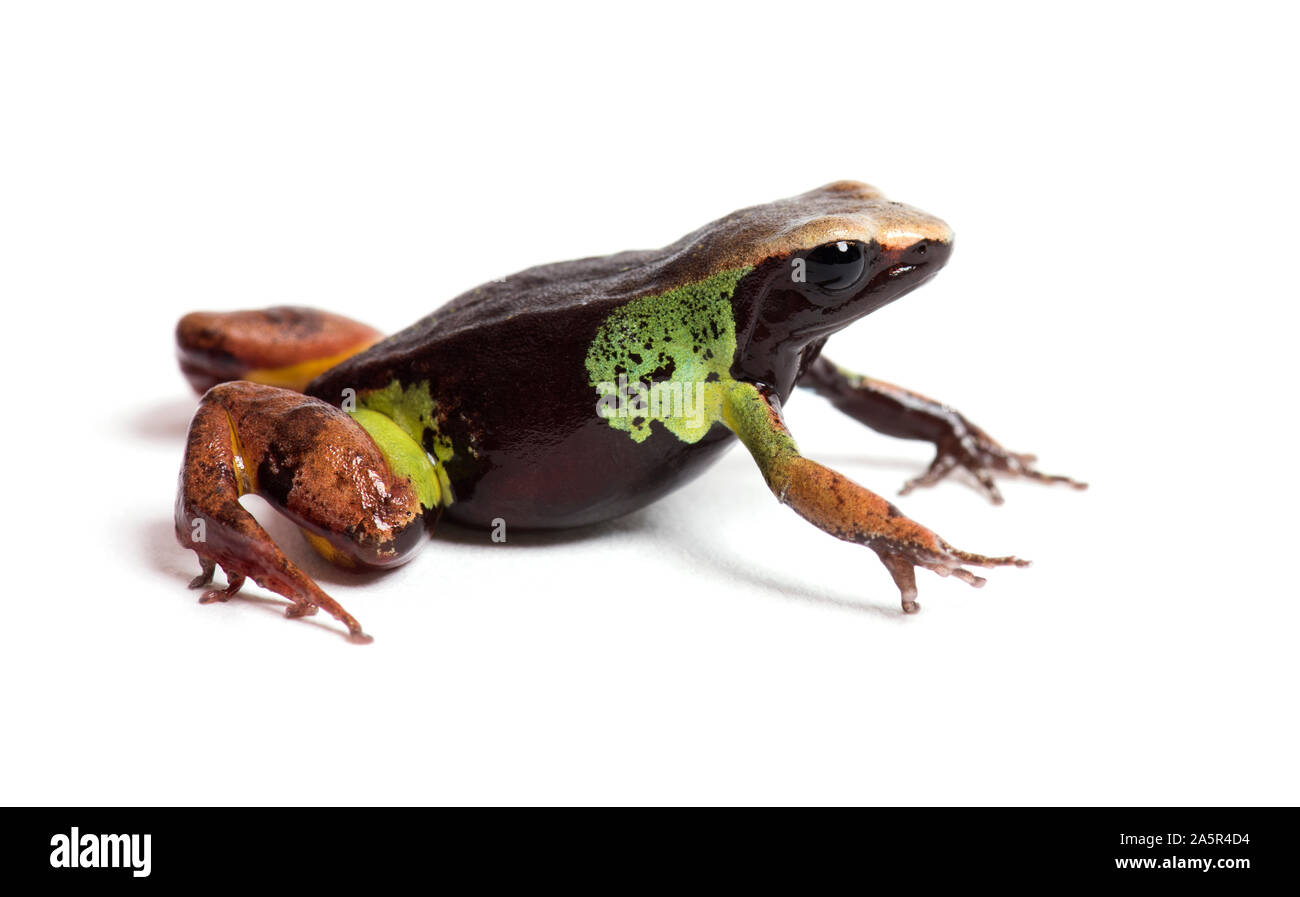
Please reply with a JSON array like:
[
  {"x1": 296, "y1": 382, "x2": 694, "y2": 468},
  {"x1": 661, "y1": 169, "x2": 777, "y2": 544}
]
[{"x1": 2, "y1": 1, "x2": 1296, "y2": 806}]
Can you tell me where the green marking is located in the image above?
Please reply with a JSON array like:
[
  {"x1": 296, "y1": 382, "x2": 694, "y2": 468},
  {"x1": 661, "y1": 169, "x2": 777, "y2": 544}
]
[
  {"x1": 354, "y1": 379, "x2": 455, "y2": 504},
  {"x1": 348, "y1": 408, "x2": 442, "y2": 510},
  {"x1": 585, "y1": 266, "x2": 752, "y2": 443}
]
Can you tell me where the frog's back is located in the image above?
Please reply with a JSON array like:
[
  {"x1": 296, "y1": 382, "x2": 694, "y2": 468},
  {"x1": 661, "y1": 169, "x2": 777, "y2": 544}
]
[
  {"x1": 307, "y1": 247, "x2": 738, "y2": 529},
  {"x1": 403, "y1": 249, "x2": 664, "y2": 343}
]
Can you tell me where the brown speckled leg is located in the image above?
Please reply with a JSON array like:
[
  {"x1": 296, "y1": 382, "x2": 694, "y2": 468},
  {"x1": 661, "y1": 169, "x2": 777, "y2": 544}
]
[
  {"x1": 725, "y1": 381, "x2": 1028, "y2": 613},
  {"x1": 800, "y1": 356, "x2": 1087, "y2": 504},
  {"x1": 778, "y1": 453, "x2": 1029, "y2": 612},
  {"x1": 175, "y1": 382, "x2": 427, "y2": 641}
]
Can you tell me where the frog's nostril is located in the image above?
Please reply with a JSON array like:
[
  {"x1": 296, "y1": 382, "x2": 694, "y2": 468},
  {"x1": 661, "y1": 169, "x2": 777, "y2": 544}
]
[{"x1": 910, "y1": 238, "x2": 951, "y2": 266}]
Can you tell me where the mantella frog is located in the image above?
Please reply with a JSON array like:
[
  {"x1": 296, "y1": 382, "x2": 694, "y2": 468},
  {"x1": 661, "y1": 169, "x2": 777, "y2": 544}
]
[{"x1": 174, "y1": 181, "x2": 1084, "y2": 641}]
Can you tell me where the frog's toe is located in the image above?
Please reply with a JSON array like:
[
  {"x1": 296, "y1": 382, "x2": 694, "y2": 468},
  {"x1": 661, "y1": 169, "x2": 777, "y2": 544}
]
[
  {"x1": 941, "y1": 542, "x2": 1032, "y2": 571},
  {"x1": 187, "y1": 557, "x2": 216, "y2": 589},
  {"x1": 899, "y1": 454, "x2": 975, "y2": 498},
  {"x1": 937, "y1": 566, "x2": 988, "y2": 587},
  {"x1": 197, "y1": 569, "x2": 244, "y2": 605},
  {"x1": 875, "y1": 548, "x2": 922, "y2": 613},
  {"x1": 1017, "y1": 465, "x2": 1089, "y2": 491}
]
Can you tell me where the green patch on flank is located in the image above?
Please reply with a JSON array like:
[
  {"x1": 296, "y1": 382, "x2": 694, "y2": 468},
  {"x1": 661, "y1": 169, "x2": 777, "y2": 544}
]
[{"x1": 585, "y1": 266, "x2": 751, "y2": 443}]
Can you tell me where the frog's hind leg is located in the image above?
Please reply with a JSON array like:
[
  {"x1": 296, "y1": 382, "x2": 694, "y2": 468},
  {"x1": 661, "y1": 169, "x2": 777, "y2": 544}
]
[
  {"x1": 176, "y1": 306, "x2": 383, "y2": 394},
  {"x1": 175, "y1": 381, "x2": 431, "y2": 641},
  {"x1": 799, "y1": 355, "x2": 1086, "y2": 504}
]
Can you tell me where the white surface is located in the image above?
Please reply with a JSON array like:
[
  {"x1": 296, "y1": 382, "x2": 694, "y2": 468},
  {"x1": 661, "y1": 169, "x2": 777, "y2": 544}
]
[{"x1": 2, "y1": 1, "x2": 1296, "y2": 806}]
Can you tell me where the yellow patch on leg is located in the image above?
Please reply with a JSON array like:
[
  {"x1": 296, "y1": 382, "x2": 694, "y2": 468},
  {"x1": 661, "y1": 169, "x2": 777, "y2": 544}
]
[
  {"x1": 244, "y1": 341, "x2": 379, "y2": 391},
  {"x1": 300, "y1": 528, "x2": 357, "y2": 569}
]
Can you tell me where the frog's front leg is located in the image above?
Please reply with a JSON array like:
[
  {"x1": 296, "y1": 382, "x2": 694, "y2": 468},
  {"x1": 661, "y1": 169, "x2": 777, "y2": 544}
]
[
  {"x1": 176, "y1": 382, "x2": 432, "y2": 641},
  {"x1": 799, "y1": 356, "x2": 1086, "y2": 505},
  {"x1": 723, "y1": 381, "x2": 1028, "y2": 613}
]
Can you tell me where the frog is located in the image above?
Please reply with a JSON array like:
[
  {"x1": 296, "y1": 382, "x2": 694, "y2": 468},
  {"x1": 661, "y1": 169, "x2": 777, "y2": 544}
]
[{"x1": 173, "y1": 181, "x2": 1085, "y2": 641}]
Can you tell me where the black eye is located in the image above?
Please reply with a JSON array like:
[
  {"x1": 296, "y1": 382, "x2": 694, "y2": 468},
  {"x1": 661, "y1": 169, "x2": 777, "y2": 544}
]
[{"x1": 805, "y1": 240, "x2": 867, "y2": 292}]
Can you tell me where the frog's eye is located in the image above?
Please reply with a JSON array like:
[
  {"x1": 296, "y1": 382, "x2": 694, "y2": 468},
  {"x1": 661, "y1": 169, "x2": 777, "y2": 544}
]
[{"x1": 805, "y1": 240, "x2": 868, "y2": 293}]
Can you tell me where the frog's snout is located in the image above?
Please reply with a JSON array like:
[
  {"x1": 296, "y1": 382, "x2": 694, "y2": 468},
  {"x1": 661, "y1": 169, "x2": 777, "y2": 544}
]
[{"x1": 883, "y1": 236, "x2": 952, "y2": 283}]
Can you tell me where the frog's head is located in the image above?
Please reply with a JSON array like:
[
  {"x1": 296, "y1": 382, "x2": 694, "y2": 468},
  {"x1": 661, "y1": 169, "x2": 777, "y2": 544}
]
[
  {"x1": 659, "y1": 181, "x2": 953, "y2": 392},
  {"x1": 752, "y1": 180, "x2": 952, "y2": 335}
]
